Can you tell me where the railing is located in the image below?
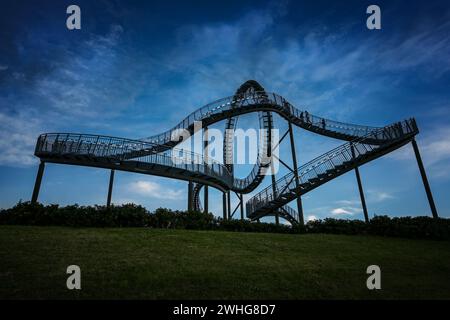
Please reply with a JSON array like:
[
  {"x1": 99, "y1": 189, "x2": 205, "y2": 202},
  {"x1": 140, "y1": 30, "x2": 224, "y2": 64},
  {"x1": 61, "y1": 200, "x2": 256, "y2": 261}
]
[
  {"x1": 35, "y1": 93, "x2": 413, "y2": 198},
  {"x1": 246, "y1": 119, "x2": 418, "y2": 218},
  {"x1": 279, "y1": 205, "x2": 299, "y2": 223},
  {"x1": 35, "y1": 133, "x2": 234, "y2": 187},
  {"x1": 230, "y1": 111, "x2": 272, "y2": 190},
  {"x1": 193, "y1": 184, "x2": 203, "y2": 212},
  {"x1": 140, "y1": 91, "x2": 382, "y2": 145}
]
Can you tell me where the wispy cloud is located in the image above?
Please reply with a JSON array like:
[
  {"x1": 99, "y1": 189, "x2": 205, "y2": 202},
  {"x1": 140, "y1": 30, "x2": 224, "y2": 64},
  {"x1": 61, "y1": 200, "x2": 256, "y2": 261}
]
[
  {"x1": 306, "y1": 203, "x2": 362, "y2": 219},
  {"x1": 128, "y1": 180, "x2": 183, "y2": 200},
  {"x1": 2, "y1": 2, "x2": 449, "y2": 181},
  {"x1": 0, "y1": 112, "x2": 41, "y2": 166},
  {"x1": 331, "y1": 207, "x2": 361, "y2": 216},
  {"x1": 33, "y1": 24, "x2": 140, "y2": 119},
  {"x1": 368, "y1": 190, "x2": 395, "y2": 202},
  {"x1": 0, "y1": 24, "x2": 151, "y2": 166},
  {"x1": 388, "y1": 126, "x2": 450, "y2": 179},
  {"x1": 335, "y1": 199, "x2": 360, "y2": 206}
]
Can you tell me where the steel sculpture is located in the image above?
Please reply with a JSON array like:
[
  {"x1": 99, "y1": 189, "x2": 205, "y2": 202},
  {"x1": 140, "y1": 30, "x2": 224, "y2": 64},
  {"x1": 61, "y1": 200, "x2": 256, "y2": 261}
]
[{"x1": 32, "y1": 81, "x2": 439, "y2": 224}]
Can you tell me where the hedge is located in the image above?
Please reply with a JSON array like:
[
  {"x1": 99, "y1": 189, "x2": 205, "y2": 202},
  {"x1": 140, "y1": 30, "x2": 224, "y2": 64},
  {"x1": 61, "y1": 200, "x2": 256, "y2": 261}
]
[{"x1": 0, "y1": 202, "x2": 449, "y2": 240}]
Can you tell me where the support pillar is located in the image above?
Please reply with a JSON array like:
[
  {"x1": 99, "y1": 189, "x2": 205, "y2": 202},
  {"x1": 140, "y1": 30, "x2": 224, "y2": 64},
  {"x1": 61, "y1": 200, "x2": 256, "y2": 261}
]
[
  {"x1": 31, "y1": 161, "x2": 45, "y2": 204},
  {"x1": 412, "y1": 139, "x2": 438, "y2": 219},
  {"x1": 204, "y1": 126, "x2": 209, "y2": 214},
  {"x1": 204, "y1": 186, "x2": 209, "y2": 214},
  {"x1": 107, "y1": 169, "x2": 115, "y2": 208},
  {"x1": 271, "y1": 162, "x2": 279, "y2": 225},
  {"x1": 354, "y1": 166, "x2": 369, "y2": 223},
  {"x1": 188, "y1": 181, "x2": 193, "y2": 212},
  {"x1": 227, "y1": 191, "x2": 231, "y2": 220},
  {"x1": 222, "y1": 192, "x2": 227, "y2": 220},
  {"x1": 288, "y1": 122, "x2": 304, "y2": 225},
  {"x1": 240, "y1": 194, "x2": 244, "y2": 220},
  {"x1": 350, "y1": 145, "x2": 369, "y2": 223}
]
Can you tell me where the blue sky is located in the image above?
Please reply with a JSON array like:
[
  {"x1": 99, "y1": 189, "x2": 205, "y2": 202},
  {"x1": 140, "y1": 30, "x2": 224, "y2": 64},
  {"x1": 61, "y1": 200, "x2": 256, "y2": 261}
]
[{"x1": 0, "y1": 0, "x2": 449, "y2": 221}]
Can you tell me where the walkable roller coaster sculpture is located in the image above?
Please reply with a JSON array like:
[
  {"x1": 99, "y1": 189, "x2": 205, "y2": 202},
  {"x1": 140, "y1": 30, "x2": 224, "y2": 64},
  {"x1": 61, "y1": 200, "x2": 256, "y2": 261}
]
[{"x1": 31, "y1": 80, "x2": 439, "y2": 224}]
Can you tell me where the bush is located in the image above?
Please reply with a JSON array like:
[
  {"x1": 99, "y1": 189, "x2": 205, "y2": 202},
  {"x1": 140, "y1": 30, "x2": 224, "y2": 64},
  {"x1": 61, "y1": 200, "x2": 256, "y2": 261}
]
[
  {"x1": 306, "y1": 218, "x2": 367, "y2": 235},
  {"x1": 1, "y1": 202, "x2": 449, "y2": 240},
  {"x1": 304, "y1": 215, "x2": 450, "y2": 240},
  {"x1": 0, "y1": 201, "x2": 151, "y2": 228},
  {"x1": 148, "y1": 208, "x2": 217, "y2": 230},
  {"x1": 368, "y1": 215, "x2": 450, "y2": 240}
]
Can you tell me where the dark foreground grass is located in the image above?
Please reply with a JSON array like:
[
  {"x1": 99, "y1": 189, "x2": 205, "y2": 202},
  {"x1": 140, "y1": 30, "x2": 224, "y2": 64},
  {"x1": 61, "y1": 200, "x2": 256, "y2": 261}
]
[{"x1": 0, "y1": 225, "x2": 449, "y2": 299}]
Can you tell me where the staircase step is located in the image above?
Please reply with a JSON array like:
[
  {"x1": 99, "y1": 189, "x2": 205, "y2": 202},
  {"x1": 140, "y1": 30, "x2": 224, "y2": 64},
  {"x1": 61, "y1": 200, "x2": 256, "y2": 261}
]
[{"x1": 317, "y1": 173, "x2": 331, "y2": 179}]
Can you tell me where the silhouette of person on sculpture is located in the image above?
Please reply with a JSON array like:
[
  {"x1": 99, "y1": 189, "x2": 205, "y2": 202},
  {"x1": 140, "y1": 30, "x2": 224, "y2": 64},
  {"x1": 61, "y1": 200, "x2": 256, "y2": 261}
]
[
  {"x1": 304, "y1": 111, "x2": 310, "y2": 124},
  {"x1": 397, "y1": 122, "x2": 403, "y2": 136},
  {"x1": 321, "y1": 118, "x2": 326, "y2": 129}
]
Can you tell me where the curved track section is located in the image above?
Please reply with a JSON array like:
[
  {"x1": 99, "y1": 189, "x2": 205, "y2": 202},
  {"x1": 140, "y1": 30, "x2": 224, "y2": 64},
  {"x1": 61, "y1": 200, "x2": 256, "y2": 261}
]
[
  {"x1": 134, "y1": 86, "x2": 387, "y2": 156},
  {"x1": 194, "y1": 81, "x2": 274, "y2": 211},
  {"x1": 35, "y1": 133, "x2": 233, "y2": 192}
]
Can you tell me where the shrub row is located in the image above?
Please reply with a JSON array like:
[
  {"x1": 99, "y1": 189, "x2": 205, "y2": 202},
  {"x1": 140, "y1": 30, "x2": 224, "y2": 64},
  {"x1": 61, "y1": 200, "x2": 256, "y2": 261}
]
[
  {"x1": 0, "y1": 202, "x2": 151, "y2": 228},
  {"x1": 0, "y1": 202, "x2": 449, "y2": 240},
  {"x1": 306, "y1": 216, "x2": 450, "y2": 240}
]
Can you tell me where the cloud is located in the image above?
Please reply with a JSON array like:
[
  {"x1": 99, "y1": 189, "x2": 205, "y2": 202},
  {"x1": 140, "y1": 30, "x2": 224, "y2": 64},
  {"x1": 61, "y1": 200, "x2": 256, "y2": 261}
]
[
  {"x1": 335, "y1": 199, "x2": 360, "y2": 206},
  {"x1": 0, "y1": 24, "x2": 153, "y2": 167},
  {"x1": 33, "y1": 24, "x2": 139, "y2": 119},
  {"x1": 128, "y1": 180, "x2": 183, "y2": 200},
  {"x1": 0, "y1": 65, "x2": 8, "y2": 71},
  {"x1": 306, "y1": 215, "x2": 317, "y2": 221},
  {"x1": 388, "y1": 126, "x2": 450, "y2": 179},
  {"x1": 154, "y1": 5, "x2": 450, "y2": 130},
  {"x1": 2, "y1": 3, "x2": 450, "y2": 172},
  {"x1": 369, "y1": 191, "x2": 394, "y2": 202},
  {"x1": 331, "y1": 207, "x2": 361, "y2": 216},
  {"x1": 376, "y1": 20, "x2": 450, "y2": 77},
  {"x1": 0, "y1": 112, "x2": 40, "y2": 166}
]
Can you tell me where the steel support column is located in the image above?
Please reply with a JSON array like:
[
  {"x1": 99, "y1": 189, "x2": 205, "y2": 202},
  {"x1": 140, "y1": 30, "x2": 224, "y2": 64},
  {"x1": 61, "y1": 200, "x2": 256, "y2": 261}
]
[
  {"x1": 354, "y1": 167, "x2": 369, "y2": 223},
  {"x1": 204, "y1": 126, "x2": 209, "y2": 214},
  {"x1": 350, "y1": 145, "x2": 369, "y2": 223},
  {"x1": 288, "y1": 122, "x2": 304, "y2": 225},
  {"x1": 222, "y1": 192, "x2": 227, "y2": 220},
  {"x1": 271, "y1": 162, "x2": 279, "y2": 225},
  {"x1": 268, "y1": 112, "x2": 279, "y2": 225},
  {"x1": 107, "y1": 169, "x2": 115, "y2": 208},
  {"x1": 227, "y1": 191, "x2": 231, "y2": 220},
  {"x1": 240, "y1": 193, "x2": 244, "y2": 220},
  {"x1": 412, "y1": 139, "x2": 438, "y2": 219},
  {"x1": 204, "y1": 186, "x2": 209, "y2": 214},
  {"x1": 31, "y1": 161, "x2": 45, "y2": 204},
  {"x1": 188, "y1": 181, "x2": 193, "y2": 212}
]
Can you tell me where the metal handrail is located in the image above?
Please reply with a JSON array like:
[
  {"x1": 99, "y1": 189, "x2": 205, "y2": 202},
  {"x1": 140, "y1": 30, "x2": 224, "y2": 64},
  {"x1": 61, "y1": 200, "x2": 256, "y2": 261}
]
[
  {"x1": 246, "y1": 119, "x2": 418, "y2": 217},
  {"x1": 140, "y1": 91, "x2": 381, "y2": 145},
  {"x1": 35, "y1": 93, "x2": 415, "y2": 201}
]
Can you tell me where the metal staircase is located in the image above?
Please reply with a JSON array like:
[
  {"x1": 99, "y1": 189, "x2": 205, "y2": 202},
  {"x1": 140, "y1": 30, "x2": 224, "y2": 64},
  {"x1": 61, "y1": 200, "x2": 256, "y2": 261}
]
[
  {"x1": 246, "y1": 119, "x2": 419, "y2": 223},
  {"x1": 192, "y1": 183, "x2": 203, "y2": 212}
]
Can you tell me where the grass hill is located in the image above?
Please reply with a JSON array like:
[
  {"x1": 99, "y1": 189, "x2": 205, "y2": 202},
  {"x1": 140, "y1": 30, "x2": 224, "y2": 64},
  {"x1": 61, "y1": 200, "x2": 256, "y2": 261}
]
[{"x1": 1, "y1": 225, "x2": 449, "y2": 299}]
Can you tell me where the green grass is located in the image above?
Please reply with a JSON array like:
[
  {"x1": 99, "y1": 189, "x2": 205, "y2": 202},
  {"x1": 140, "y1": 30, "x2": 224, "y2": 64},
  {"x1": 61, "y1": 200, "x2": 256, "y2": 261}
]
[{"x1": 1, "y1": 225, "x2": 449, "y2": 299}]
